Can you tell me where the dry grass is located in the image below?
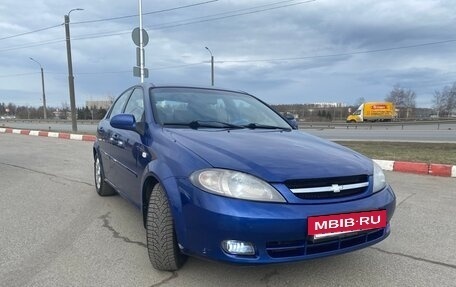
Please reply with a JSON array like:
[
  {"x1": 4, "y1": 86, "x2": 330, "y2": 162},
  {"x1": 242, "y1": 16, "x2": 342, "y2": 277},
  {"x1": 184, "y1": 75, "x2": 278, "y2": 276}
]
[{"x1": 337, "y1": 141, "x2": 456, "y2": 165}]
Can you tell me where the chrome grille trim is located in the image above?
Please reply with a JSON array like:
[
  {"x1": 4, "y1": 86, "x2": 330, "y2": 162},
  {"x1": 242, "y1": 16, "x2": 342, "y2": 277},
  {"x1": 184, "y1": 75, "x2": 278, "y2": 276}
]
[{"x1": 290, "y1": 182, "x2": 369, "y2": 194}]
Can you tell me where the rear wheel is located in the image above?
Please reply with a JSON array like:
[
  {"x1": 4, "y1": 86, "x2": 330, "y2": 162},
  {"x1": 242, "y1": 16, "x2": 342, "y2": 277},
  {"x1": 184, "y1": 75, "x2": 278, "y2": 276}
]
[
  {"x1": 94, "y1": 153, "x2": 116, "y2": 196},
  {"x1": 146, "y1": 184, "x2": 186, "y2": 271}
]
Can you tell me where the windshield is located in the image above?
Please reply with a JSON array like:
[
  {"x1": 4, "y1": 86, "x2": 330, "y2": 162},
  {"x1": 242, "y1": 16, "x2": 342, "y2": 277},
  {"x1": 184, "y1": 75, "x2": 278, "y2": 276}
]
[{"x1": 150, "y1": 87, "x2": 291, "y2": 129}]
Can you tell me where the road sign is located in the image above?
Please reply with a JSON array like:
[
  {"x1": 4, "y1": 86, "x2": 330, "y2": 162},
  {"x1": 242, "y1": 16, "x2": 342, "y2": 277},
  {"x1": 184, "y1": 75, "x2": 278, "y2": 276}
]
[
  {"x1": 131, "y1": 27, "x2": 149, "y2": 47},
  {"x1": 136, "y1": 47, "x2": 145, "y2": 67},
  {"x1": 133, "y1": 67, "x2": 148, "y2": 78}
]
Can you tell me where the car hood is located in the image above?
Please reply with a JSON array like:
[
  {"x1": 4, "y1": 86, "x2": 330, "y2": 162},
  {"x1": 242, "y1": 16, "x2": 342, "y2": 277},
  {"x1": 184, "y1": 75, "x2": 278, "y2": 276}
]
[{"x1": 166, "y1": 129, "x2": 372, "y2": 182}]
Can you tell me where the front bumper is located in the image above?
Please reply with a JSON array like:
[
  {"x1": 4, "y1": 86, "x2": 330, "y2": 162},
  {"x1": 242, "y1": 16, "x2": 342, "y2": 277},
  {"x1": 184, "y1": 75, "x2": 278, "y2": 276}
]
[{"x1": 171, "y1": 178, "x2": 396, "y2": 265}]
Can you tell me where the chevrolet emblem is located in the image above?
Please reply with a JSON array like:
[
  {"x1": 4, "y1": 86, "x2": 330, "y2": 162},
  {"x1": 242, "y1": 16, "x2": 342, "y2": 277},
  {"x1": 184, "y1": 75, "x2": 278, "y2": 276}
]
[{"x1": 332, "y1": 184, "x2": 341, "y2": 193}]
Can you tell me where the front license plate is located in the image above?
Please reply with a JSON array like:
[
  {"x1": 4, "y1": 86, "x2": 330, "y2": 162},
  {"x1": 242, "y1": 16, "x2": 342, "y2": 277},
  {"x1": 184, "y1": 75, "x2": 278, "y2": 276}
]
[{"x1": 308, "y1": 210, "x2": 387, "y2": 236}]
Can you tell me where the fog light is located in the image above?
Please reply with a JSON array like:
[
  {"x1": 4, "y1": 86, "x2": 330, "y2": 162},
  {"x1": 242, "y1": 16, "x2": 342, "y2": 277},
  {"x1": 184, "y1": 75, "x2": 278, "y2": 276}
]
[{"x1": 222, "y1": 240, "x2": 255, "y2": 255}]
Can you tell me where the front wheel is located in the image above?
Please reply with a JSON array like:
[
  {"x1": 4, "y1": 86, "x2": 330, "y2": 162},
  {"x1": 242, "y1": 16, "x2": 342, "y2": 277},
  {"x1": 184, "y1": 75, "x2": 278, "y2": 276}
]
[{"x1": 146, "y1": 184, "x2": 187, "y2": 271}]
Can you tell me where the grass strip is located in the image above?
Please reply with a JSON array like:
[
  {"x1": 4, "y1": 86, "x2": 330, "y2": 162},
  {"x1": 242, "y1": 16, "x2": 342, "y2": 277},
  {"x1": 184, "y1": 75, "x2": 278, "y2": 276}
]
[{"x1": 337, "y1": 141, "x2": 456, "y2": 165}]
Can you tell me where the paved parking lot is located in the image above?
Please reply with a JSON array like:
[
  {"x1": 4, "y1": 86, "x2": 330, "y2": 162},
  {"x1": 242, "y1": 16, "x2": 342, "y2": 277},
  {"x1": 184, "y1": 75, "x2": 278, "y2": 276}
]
[{"x1": 0, "y1": 133, "x2": 455, "y2": 287}]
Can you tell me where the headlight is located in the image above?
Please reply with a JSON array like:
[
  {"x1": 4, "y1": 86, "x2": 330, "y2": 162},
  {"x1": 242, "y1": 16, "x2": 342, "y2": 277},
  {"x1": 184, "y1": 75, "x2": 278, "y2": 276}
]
[
  {"x1": 373, "y1": 161, "x2": 387, "y2": 193},
  {"x1": 190, "y1": 169, "x2": 286, "y2": 202}
]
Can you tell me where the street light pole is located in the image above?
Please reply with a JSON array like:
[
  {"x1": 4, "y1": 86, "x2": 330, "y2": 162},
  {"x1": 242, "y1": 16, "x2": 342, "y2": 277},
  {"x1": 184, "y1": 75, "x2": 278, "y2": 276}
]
[
  {"x1": 65, "y1": 8, "x2": 83, "y2": 132},
  {"x1": 205, "y1": 47, "x2": 214, "y2": 86},
  {"x1": 29, "y1": 57, "x2": 47, "y2": 119}
]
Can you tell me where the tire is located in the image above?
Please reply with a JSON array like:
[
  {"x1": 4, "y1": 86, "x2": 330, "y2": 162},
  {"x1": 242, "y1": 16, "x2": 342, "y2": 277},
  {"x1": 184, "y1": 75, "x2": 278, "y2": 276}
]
[
  {"x1": 349, "y1": 120, "x2": 356, "y2": 123},
  {"x1": 146, "y1": 184, "x2": 186, "y2": 271},
  {"x1": 94, "y1": 153, "x2": 116, "y2": 196}
]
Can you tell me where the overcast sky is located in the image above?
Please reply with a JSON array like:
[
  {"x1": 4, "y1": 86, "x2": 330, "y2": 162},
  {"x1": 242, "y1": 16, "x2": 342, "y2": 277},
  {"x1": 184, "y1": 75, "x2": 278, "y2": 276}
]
[{"x1": 1, "y1": 0, "x2": 455, "y2": 109}]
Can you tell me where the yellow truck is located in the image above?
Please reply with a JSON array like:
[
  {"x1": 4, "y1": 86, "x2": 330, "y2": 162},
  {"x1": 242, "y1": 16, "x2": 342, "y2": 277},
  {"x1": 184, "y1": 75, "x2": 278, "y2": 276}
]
[{"x1": 346, "y1": 102, "x2": 395, "y2": 123}]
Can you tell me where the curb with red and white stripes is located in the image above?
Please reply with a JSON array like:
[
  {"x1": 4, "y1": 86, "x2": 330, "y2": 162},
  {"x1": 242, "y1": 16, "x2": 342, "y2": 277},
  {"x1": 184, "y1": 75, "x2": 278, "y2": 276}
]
[
  {"x1": 1, "y1": 127, "x2": 455, "y2": 178},
  {"x1": 0, "y1": 127, "x2": 96, "y2": 142},
  {"x1": 373, "y1": 159, "x2": 456, "y2": 178}
]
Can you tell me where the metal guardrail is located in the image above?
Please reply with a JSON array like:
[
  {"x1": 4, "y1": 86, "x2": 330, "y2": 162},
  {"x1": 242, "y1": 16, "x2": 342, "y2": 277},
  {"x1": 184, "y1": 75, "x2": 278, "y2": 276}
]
[
  {"x1": 1, "y1": 118, "x2": 455, "y2": 130},
  {"x1": 297, "y1": 119, "x2": 456, "y2": 130}
]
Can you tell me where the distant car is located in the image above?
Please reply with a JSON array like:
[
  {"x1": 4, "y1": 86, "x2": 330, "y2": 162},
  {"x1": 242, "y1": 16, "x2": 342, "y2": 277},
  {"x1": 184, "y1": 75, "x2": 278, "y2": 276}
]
[{"x1": 93, "y1": 83, "x2": 396, "y2": 271}]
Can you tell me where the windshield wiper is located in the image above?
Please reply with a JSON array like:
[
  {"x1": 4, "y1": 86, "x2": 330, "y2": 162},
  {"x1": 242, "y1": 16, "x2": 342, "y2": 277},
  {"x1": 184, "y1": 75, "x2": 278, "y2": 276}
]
[
  {"x1": 163, "y1": 121, "x2": 290, "y2": 131},
  {"x1": 189, "y1": 120, "x2": 246, "y2": 129},
  {"x1": 163, "y1": 121, "x2": 245, "y2": 130},
  {"x1": 242, "y1": 123, "x2": 292, "y2": 131}
]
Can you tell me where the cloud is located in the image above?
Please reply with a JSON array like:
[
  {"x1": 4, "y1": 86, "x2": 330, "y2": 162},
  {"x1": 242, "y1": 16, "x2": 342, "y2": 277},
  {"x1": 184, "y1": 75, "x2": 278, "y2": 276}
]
[{"x1": 0, "y1": 0, "x2": 456, "y2": 109}]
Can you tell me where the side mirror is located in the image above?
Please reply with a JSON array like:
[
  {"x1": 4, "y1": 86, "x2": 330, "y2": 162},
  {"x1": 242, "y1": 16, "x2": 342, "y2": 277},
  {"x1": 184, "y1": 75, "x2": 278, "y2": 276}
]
[{"x1": 110, "y1": 114, "x2": 146, "y2": 135}]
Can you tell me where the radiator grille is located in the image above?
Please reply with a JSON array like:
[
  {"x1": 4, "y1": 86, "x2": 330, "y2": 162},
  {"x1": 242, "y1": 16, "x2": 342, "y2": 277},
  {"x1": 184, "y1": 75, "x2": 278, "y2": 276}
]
[
  {"x1": 285, "y1": 175, "x2": 369, "y2": 199},
  {"x1": 266, "y1": 228, "x2": 384, "y2": 258}
]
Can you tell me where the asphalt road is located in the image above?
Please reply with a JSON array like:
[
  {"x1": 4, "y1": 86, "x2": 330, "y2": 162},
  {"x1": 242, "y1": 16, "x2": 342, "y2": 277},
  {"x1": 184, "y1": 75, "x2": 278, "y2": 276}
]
[
  {"x1": 1, "y1": 120, "x2": 456, "y2": 142},
  {"x1": 305, "y1": 128, "x2": 456, "y2": 143},
  {"x1": 0, "y1": 133, "x2": 455, "y2": 287}
]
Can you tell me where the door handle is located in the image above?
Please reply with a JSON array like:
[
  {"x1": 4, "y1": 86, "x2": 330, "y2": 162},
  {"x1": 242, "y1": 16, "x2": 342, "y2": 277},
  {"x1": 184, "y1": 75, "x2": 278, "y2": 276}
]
[
  {"x1": 109, "y1": 134, "x2": 118, "y2": 143},
  {"x1": 110, "y1": 134, "x2": 124, "y2": 147}
]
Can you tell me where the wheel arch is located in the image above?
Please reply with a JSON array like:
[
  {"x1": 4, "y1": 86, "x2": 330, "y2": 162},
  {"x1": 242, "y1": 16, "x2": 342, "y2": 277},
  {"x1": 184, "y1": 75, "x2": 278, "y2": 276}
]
[
  {"x1": 92, "y1": 141, "x2": 100, "y2": 159},
  {"x1": 140, "y1": 171, "x2": 186, "y2": 249},
  {"x1": 93, "y1": 147, "x2": 97, "y2": 159},
  {"x1": 140, "y1": 158, "x2": 183, "y2": 228}
]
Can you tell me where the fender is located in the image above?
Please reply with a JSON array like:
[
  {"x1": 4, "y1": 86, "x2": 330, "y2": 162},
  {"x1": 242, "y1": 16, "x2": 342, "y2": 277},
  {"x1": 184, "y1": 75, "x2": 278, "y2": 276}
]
[{"x1": 139, "y1": 144, "x2": 209, "y2": 247}]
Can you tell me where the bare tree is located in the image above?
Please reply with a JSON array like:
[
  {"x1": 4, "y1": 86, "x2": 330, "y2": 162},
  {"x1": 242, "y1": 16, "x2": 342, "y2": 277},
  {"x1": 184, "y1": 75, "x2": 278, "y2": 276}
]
[
  {"x1": 0, "y1": 102, "x2": 6, "y2": 115},
  {"x1": 385, "y1": 85, "x2": 416, "y2": 118},
  {"x1": 354, "y1": 97, "x2": 365, "y2": 107},
  {"x1": 433, "y1": 82, "x2": 456, "y2": 117},
  {"x1": 60, "y1": 102, "x2": 70, "y2": 119}
]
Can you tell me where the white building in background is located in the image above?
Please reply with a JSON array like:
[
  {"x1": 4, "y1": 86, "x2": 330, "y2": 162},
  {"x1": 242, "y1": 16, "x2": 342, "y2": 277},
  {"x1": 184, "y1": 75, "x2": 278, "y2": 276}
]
[{"x1": 313, "y1": 102, "x2": 347, "y2": 108}]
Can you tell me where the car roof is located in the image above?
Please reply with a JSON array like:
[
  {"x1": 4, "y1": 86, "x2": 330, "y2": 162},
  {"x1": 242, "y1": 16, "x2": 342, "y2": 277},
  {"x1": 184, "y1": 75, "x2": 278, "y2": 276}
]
[{"x1": 139, "y1": 82, "x2": 249, "y2": 95}]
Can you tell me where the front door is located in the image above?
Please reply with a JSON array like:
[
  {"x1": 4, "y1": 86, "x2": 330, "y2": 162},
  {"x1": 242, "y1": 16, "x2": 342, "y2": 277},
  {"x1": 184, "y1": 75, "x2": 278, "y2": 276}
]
[{"x1": 110, "y1": 87, "x2": 146, "y2": 206}]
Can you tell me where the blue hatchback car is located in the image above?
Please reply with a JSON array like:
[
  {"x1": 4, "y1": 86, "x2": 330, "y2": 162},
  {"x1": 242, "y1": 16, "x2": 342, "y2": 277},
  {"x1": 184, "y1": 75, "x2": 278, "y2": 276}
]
[{"x1": 93, "y1": 83, "x2": 396, "y2": 271}]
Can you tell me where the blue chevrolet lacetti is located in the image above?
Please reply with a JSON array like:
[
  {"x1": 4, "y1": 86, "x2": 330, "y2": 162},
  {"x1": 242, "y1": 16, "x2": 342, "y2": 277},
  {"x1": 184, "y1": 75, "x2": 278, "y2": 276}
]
[{"x1": 93, "y1": 83, "x2": 396, "y2": 271}]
